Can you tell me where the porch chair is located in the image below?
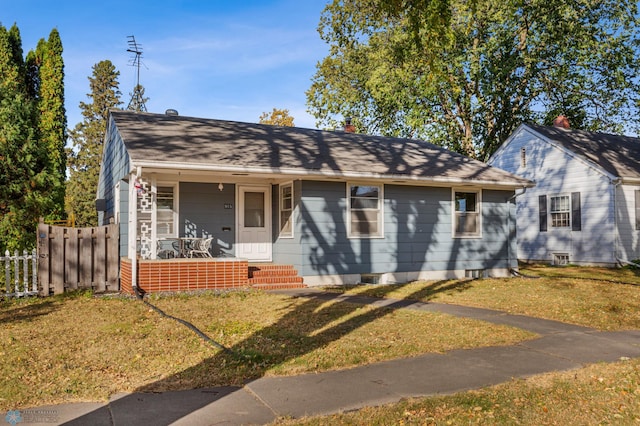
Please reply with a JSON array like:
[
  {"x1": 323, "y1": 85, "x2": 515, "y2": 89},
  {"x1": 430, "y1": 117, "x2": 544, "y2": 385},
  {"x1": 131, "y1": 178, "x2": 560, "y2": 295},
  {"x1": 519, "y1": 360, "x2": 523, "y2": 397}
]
[
  {"x1": 188, "y1": 237, "x2": 213, "y2": 258},
  {"x1": 157, "y1": 239, "x2": 179, "y2": 259}
]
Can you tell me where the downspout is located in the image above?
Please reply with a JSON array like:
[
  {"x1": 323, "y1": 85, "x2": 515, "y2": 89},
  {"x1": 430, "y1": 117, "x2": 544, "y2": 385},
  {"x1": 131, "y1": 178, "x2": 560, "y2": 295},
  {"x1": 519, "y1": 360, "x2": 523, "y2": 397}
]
[
  {"x1": 129, "y1": 167, "x2": 141, "y2": 298},
  {"x1": 508, "y1": 186, "x2": 528, "y2": 275},
  {"x1": 613, "y1": 178, "x2": 621, "y2": 265}
]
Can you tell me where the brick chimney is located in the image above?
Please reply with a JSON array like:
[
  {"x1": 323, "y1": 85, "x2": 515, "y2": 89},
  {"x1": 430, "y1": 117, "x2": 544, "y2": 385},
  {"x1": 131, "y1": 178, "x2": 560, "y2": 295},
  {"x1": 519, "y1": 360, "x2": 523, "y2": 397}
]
[
  {"x1": 344, "y1": 117, "x2": 356, "y2": 133},
  {"x1": 553, "y1": 115, "x2": 570, "y2": 129}
]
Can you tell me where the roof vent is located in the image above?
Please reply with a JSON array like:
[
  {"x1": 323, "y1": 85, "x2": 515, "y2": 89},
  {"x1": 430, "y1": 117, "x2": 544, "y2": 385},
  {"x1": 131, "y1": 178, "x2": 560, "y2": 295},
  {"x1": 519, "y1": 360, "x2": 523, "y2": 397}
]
[
  {"x1": 553, "y1": 115, "x2": 570, "y2": 129},
  {"x1": 165, "y1": 109, "x2": 179, "y2": 116}
]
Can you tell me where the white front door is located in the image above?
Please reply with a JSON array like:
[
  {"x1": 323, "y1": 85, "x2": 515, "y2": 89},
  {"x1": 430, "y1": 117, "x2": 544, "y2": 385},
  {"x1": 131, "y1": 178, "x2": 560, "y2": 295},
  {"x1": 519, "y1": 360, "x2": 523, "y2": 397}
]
[{"x1": 237, "y1": 185, "x2": 272, "y2": 261}]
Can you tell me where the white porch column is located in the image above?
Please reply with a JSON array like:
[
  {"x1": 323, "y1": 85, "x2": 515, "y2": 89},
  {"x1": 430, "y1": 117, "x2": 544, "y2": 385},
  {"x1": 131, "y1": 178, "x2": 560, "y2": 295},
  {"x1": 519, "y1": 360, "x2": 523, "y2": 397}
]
[{"x1": 128, "y1": 170, "x2": 138, "y2": 290}]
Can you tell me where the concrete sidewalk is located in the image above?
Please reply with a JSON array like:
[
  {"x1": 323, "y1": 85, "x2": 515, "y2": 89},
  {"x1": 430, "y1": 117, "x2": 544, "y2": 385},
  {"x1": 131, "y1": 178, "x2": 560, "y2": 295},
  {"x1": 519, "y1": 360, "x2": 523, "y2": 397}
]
[{"x1": 14, "y1": 289, "x2": 640, "y2": 426}]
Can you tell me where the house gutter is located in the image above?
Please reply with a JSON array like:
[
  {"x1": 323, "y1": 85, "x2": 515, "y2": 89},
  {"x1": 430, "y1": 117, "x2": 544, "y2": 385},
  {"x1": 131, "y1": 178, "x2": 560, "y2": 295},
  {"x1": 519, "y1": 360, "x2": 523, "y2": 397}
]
[
  {"x1": 129, "y1": 161, "x2": 534, "y2": 190},
  {"x1": 619, "y1": 177, "x2": 640, "y2": 185}
]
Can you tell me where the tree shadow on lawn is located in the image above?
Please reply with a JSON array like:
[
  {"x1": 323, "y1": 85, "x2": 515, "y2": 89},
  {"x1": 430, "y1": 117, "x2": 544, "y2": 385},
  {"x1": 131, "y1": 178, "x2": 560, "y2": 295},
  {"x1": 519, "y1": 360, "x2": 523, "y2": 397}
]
[
  {"x1": 352, "y1": 279, "x2": 476, "y2": 302},
  {"x1": 0, "y1": 299, "x2": 58, "y2": 324},
  {"x1": 65, "y1": 281, "x2": 475, "y2": 425}
]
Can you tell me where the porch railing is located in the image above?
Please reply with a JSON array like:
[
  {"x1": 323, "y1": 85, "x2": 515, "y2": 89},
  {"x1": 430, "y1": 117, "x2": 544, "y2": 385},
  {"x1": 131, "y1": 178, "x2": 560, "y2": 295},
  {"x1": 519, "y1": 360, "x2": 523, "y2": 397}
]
[{"x1": 2, "y1": 249, "x2": 38, "y2": 298}]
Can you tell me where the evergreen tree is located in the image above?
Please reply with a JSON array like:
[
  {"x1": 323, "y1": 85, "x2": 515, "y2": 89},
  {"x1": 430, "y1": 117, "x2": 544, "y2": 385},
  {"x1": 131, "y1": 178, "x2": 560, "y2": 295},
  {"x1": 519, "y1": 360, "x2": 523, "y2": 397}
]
[
  {"x1": 0, "y1": 88, "x2": 54, "y2": 252},
  {"x1": 36, "y1": 28, "x2": 66, "y2": 219},
  {"x1": 0, "y1": 25, "x2": 23, "y2": 94},
  {"x1": 0, "y1": 24, "x2": 48, "y2": 251},
  {"x1": 0, "y1": 24, "x2": 68, "y2": 250},
  {"x1": 67, "y1": 60, "x2": 122, "y2": 227},
  {"x1": 7, "y1": 24, "x2": 26, "y2": 88},
  {"x1": 24, "y1": 48, "x2": 40, "y2": 101}
]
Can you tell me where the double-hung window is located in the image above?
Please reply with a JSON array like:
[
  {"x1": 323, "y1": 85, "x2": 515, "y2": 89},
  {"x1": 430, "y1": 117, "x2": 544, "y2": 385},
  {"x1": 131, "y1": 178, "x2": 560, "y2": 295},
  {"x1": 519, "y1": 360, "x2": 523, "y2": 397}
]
[
  {"x1": 156, "y1": 185, "x2": 176, "y2": 238},
  {"x1": 279, "y1": 183, "x2": 294, "y2": 238},
  {"x1": 453, "y1": 190, "x2": 481, "y2": 237},
  {"x1": 348, "y1": 184, "x2": 383, "y2": 237},
  {"x1": 550, "y1": 195, "x2": 570, "y2": 228},
  {"x1": 540, "y1": 192, "x2": 581, "y2": 232}
]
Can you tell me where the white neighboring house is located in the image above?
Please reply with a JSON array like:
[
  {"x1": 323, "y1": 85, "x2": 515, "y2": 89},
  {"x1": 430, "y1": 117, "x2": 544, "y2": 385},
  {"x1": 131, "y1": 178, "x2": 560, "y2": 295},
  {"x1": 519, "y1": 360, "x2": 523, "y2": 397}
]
[{"x1": 488, "y1": 117, "x2": 640, "y2": 266}]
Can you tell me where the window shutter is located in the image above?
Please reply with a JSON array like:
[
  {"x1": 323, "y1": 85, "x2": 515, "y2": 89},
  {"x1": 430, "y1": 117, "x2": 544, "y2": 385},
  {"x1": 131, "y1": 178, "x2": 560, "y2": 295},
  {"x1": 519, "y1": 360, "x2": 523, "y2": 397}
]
[
  {"x1": 539, "y1": 195, "x2": 547, "y2": 232},
  {"x1": 571, "y1": 192, "x2": 581, "y2": 231}
]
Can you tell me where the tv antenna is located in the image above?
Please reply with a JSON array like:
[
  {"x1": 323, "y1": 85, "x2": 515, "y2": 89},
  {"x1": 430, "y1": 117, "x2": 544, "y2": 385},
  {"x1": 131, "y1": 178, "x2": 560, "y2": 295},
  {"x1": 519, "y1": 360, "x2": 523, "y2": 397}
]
[{"x1": 126, "y1": 35, "x2": 148, "y2": 112}]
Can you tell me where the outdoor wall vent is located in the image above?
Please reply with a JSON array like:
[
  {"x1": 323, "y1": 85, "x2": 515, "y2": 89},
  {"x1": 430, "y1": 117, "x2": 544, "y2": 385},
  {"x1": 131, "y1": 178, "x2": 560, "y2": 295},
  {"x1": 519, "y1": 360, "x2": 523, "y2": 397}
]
[
  {"x1": 165, "y1": 109, "x2": 179, "y2": 116},
  {"x1": 95, "y1": 198, "x2": 107, "y2": 212}
]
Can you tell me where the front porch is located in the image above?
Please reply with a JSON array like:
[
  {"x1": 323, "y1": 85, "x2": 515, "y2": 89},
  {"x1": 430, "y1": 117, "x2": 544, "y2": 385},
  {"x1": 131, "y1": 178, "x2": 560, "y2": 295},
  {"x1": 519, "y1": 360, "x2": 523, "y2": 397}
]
[{"x1": 120, "y1": 258, "x2": 305, "y2": 294}]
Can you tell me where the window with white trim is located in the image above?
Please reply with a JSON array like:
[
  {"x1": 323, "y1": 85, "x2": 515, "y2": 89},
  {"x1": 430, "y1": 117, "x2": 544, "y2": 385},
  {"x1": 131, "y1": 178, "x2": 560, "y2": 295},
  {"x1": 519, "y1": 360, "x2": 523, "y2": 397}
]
[
  {"x1": 156, "y1": 185, "x2": 177, "y2": 238},
  {"x1": 348, "y1": 184, "x2": 383, "y2": 237},
  {"x1": 453, "y1": 190, "x2": 481, "y2": 237},
  {"x1": 550, "y1": 195, "x2": 570, "y2": 228},
  {"x1": 279, "y1": 183, "x2": 294, "y2": 238}
]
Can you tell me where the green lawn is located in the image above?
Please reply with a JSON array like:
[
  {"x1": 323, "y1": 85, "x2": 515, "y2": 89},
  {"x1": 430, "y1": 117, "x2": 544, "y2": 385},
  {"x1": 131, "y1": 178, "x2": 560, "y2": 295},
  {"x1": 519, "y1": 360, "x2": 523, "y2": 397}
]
[
  {"x1": 1, "y1": 289, "x2": 531, "y2": 410},
  {"x1": 1, "y1": 264, "x2": 638, "y2": 423},
  {"x1": 325, "y1": 264, "x2": 640, "y2": 330}
]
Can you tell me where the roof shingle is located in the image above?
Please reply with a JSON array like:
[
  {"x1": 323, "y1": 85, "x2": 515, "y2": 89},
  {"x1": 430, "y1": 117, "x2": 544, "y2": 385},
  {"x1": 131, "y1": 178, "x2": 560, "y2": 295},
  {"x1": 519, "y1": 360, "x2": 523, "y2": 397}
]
[
  {"x1": 110, "y1": 110, "x2": 531, "y2": 187},
  {"x1": 527, "y1": 123, "x2": 640, "y2": 179}
]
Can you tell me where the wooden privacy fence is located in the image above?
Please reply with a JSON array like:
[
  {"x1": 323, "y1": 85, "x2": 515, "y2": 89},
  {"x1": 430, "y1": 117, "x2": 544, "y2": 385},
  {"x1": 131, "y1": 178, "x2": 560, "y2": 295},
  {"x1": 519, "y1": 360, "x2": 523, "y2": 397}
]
[
  {"x1": 2, "y1": 250, "x2": 38, "y2": 297},
  {"x1": 37, "y1": 222, "x2": 119, "y2": 295}
]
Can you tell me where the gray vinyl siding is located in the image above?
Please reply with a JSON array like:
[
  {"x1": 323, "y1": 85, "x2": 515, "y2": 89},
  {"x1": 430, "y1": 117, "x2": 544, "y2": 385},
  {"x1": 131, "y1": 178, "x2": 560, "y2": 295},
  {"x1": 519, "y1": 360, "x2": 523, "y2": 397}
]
[
  {"x1": 490, "y1": 126, "x2": 616, "y2": 264},
  {"x1": 97, "y1": 118, "x2": 130, "y2": 226},
  {"x1": 297, "y1": 181, "x2": 515, "y2": 277},
  {"x1": 119, "y1": 180, "x2": 129, "y2": 257},
  {"x1": 616, "y1": 184, "x2": 640, "y2": 261},
  {"x1": 179, "y1": 182, "x2": 236, "y2": 257}
]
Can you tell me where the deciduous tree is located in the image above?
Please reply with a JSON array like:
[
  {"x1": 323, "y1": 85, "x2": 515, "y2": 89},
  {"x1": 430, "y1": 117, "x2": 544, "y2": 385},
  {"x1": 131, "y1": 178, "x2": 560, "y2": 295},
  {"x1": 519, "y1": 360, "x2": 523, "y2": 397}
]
[
  {"x1": 308, "y1": 0, "x2": 640, "y2": 160},
  {"x1": 259, "y1": 108, "x2": 295, "y2": 127}
]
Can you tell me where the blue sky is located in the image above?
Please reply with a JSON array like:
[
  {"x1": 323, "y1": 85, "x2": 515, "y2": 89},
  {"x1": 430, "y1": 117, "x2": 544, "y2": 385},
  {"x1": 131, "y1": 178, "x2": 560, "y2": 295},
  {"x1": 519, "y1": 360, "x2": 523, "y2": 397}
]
[{"x1": 2, "y1": 0, "x2": 330, "y2": 130}]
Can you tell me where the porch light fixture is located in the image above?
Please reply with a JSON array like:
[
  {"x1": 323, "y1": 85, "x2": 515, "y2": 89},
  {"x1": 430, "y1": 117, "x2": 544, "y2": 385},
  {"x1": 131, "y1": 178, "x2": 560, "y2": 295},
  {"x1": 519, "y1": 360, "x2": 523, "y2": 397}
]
[{"x1": 218, "y1": 182, "x2": 224, "y2": 191}]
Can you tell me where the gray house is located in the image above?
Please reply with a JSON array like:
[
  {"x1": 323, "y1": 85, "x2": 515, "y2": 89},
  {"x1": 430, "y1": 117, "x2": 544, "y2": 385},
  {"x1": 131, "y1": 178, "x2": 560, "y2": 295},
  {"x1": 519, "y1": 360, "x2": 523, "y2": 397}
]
[
  {"x1": 488, "y1": 119, "x2": 640, "y2": 266},
  {"x1": 98, "y1": 110, "x2": 532, "y2": 288}
]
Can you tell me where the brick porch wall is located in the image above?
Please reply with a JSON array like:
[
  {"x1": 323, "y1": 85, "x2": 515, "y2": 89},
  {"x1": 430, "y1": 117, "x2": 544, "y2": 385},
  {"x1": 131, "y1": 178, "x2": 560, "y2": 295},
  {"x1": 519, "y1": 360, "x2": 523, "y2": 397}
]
[{"x1": 120, "y1": 258, "x2": 249, "y2": 294}]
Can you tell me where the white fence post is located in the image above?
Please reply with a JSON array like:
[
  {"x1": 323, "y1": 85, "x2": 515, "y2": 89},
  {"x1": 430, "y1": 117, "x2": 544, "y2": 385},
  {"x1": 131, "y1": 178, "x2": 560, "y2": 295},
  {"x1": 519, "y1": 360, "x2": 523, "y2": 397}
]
[
  {"x1": 4, "y1": 250, "x2": 9, "y2": 294},
  {"x1": 32, "y1": 248, "x2": 38, "y2": 293},
  {"x1": 1, "y1": 249, "x2": 38, "y2": 298}
]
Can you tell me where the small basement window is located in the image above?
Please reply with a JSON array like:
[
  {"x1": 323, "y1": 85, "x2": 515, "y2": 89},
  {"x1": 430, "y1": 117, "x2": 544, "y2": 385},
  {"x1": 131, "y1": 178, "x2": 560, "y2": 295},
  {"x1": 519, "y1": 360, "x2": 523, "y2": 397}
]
[
  {"x1": 552, "y1": 253, "x2": 570, "y2": 265},
  {"x1": 465, "y1": 269, "x2": 485, "y2": 279},
  {"x1": 360, "y1": 273, "x2": 381, "y2": 284}
]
